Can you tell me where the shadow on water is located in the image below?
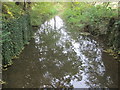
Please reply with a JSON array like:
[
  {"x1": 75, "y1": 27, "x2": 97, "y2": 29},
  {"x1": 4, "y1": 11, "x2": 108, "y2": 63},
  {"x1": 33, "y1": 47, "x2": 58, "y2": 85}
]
[{"x1": 3, "y1": 16, "x2": 118, "y2": 88}]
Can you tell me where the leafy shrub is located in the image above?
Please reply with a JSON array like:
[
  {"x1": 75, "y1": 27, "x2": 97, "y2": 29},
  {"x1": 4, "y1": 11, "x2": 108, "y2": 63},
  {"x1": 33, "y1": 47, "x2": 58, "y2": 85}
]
[{"x1": 2, "y1": 15, "x2": 32, "y2": 66}]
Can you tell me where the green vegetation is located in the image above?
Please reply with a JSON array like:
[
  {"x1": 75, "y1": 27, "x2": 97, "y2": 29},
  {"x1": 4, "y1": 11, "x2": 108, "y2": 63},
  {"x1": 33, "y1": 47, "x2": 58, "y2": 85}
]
[
  {"x1": 1, "y1": 2, "x2": 57, "y2": 67},
  {"x1": 2, "y1": 14, "x2": 32, "y2": 67},
  {"x1": 30, "y1": 2, "x2": 57, "y2": 26},
  {"x1": 2, "y1": 2, "x2": 31, "y2": 67},
  {"x1": 62, "y1": 2, "x2": 119, "y2": 56},
  {"x1": 63, "y1": 2, "x2": 118, "y2": 32},
  {"x1": 1, "y1": 2, "x2": 120, "y2": 68},
  {"x1": 1, "y1": 2, "x2": 120, "y2": 88}
]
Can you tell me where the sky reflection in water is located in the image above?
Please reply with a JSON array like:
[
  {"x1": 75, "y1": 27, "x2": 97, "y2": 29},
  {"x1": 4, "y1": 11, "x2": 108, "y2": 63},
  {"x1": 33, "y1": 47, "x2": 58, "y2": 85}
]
[{"x1": 34, "y1": 16, "x2": 116, "y2": 88}]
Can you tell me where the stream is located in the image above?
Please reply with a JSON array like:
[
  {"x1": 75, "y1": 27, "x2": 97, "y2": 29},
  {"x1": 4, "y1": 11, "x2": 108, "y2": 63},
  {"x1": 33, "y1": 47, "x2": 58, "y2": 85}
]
[{"x1": 3, "y1": 16, "x2": 118, "y2": 88}]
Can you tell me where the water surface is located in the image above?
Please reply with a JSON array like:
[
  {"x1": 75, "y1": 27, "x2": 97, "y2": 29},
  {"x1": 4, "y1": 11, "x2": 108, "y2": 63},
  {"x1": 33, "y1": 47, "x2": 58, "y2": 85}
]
[{"x1": 3, "y1": 16, "x2": 118, "y2": 88}]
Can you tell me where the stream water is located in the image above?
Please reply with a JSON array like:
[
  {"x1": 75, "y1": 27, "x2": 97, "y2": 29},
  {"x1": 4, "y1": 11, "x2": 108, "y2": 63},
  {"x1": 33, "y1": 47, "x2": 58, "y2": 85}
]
[{"x1": 3, "y1": 16, "x2": 118, "y2": 88}]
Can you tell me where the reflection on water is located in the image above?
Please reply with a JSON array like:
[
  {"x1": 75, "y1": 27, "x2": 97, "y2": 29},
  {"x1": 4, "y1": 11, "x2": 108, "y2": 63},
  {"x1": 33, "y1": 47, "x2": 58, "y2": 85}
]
[{"x1": 3, "y1": 16, "x2": 118, "y2": 88}]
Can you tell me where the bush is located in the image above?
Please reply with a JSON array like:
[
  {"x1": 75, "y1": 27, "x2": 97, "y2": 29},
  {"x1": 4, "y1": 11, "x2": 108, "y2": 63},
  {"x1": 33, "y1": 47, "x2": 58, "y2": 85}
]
[{"x1": 2, "y1": 14, "x2": 32, "y2": 66}]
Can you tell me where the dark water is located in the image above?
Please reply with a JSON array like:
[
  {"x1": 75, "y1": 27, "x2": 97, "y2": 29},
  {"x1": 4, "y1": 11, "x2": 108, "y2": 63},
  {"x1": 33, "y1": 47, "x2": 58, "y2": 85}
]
[{"x1": 3, "y1": 16, "x2": 118, "y2": 88}]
